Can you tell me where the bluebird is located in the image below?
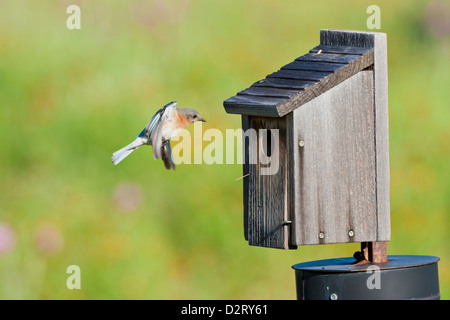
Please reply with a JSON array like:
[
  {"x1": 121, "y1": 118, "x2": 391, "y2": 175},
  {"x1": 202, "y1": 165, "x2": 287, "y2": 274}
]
[{"x1": 112, "y1": 101, "x2": 206, "y2": 170}]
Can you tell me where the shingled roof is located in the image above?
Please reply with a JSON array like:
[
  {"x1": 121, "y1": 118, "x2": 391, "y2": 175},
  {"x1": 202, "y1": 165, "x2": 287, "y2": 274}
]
[{"x1": 224, "y1": 42, "x2": 374, "y2": 117}]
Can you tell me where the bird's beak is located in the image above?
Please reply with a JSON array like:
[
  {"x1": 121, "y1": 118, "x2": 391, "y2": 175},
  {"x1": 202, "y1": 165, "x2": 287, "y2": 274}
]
[{"x1": 199, "y1": 117, "x2": 206, "y2": 122}]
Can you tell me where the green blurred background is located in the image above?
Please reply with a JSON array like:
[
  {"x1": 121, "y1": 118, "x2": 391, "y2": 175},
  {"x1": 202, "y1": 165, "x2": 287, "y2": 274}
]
[{"x1": 0, "y1": 0, "x2": 449, "y2": 299}]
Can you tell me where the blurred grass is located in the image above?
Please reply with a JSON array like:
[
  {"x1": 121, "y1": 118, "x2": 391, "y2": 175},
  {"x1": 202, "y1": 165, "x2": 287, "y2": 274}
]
[{"x1": 0, "y1": 0, "x2": 449, "y2": 299}]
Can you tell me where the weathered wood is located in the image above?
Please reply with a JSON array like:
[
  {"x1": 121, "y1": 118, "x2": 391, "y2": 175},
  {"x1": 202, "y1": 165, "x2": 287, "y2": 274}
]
[
  {"x1": 296, "y1": 52, "x2": 362, "y2": 64},
  {"x1": 268, "y1": 69, "x2": 333, "y2": 81},
  {"x1": 361, "y1": 241, "x2": 388, "y2": 263},
  {"x1": 372, "y1": 33, "x2": 390, "y2": 242},
  {"x1": 238, "y1": 86, "x2": 299, "y2": 99},
  {"x1": 247, "y1": 115, "x2": 295, "y2": 249},
  {"x1": 224, "y1": 95, "x2": 284, "y2": 117},
  {"x1": 310, "y1": 44, "x2": 371, "y2": 55},
  {"x1": 253, "y1": 78, "x2": 314, "y2": 90},
  {"x1": 276, "y1": 49, "x2": 373, "y2": 117},
  {"x1": 320, "y1": 29, "x2": 390, "y2": 242},
  {"x1": 282, "y1": 60, "x2": 345, "y2": 72},
  {"x1": 293, "y1": 71, "x2": 377, "y2": 245},
  {"x1": 242, "y1": 115, "x2": 250, "y2": 241},
  {"x1": 223, "y1": 30, "x2": 390, "y2": 250},
  {"x1": 224, "y1": 41, "x2": 374, "y2": 118},
  {"x1": 320, "y1": 29, "x2": 375, "y2": 47}
]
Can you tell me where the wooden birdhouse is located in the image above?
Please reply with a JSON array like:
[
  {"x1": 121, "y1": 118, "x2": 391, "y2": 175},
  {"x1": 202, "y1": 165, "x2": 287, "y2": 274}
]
[{"x1": 223, "y1": 30, "x2": 390, "y2": 250}]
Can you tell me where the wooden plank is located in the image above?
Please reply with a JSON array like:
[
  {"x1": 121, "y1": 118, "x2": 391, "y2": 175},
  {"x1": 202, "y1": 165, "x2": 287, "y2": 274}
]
[
  {"x1": 276, "y1": 48, "x2": 373, "y2": 117},
  {"x1": 252, "y1": 78, "x2": 315, "y2": 90},
  {"x1": 320, "y1": 29, "x2": 390, "y2": 242},
  {"x1": 238, "y1": 86, "x2": 300, "y2": 98},
  {"x1": 320, "y1": 29, "x2": 376, "y2": 47},
  {"x1": 224, "y1": 95, "x2": 284, "y2": 117},
  {"x1": 282, "y1": 60, "x2": 345, "y2": 72},
  {"x1": 372, "y1": 33, "x2": 390, "y2": 242},
  {"x1": 268, "y1": 69, "x2": 333, "y2": 81},
  {"x1": 292, "y1": 71, "x2": 377, "y2": 245},
  {"x1": 225, "y1": 47, "x2": 374, "y2": 117},
  {"x1": 226, "y1": 94, "x2": 286, "y2": 106},
  {"x1": 242, "y1": 115, "x2": 250, "y2": 241},
  {"x1": 297, "y1": 52, "x2": 361, "y2": 64},
  {"x1": 247, "y1": 116, "x2": 293, "y2": 249},
  {"x1": 224, "y1": 31, "x2": 376, "y2": 118},
  {"x1": 310, "y1": 44, "x2": 371, "y2": 55},
  {"x1": 285, "y1": 113, "x2": 297, "y2": 249}
]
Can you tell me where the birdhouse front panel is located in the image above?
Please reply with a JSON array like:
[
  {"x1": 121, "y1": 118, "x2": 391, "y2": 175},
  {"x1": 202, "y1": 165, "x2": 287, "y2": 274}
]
[{"x1": 244, "y1": 114, "x2": 296, "y2": 249}]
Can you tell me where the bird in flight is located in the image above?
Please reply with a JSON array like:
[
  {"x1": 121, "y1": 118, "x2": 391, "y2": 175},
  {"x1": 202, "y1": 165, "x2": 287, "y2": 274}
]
[{"x1": 112, "y1": 101, "x2": 206, "y2": 170}]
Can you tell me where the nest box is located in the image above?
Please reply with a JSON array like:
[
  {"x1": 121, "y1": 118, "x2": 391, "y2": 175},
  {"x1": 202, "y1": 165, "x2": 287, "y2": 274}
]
[{"x1": 223, "y1": 30, "x2": 390, "y2": 249}]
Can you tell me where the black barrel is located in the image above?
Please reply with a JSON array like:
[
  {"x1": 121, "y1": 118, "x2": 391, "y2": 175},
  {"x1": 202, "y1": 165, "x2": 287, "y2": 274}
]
[{"x1": 292, "y1": 255, "x2": 440, "y2": 300}]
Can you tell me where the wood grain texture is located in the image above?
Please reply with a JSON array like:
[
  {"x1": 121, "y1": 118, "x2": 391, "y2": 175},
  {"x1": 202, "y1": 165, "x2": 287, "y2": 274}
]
[
  {"x1": 372, "y1": 33, "x2": 390, "y2": 242},
  {"x1": 224, "y1": 95, "x2": 284, "y2": 117},
  {"x1": 310, "y1": 44, "x2": 371, "y2": 55},
  {"x1": 293, "y1": 71, "x2": 377, "y2": 245},
  {"x1": 320, "y1": 29, "x2": 376, "y2": 47},
  {"x1": 320, "y1": 29, "x2": 390, "y2": 241},
  {"x1": 242, "y1": 115, "x2": 250, "y2": 241},
  {"x1": 246, "y1": 115, "x2": 295, "y2": 249},
  {"x1": 296, "y1": 52, "x2": 362, "y2": 64},
  {"x1": 282, "y1": 60, "x2": 345, "y2": 72},
  {"x1": 276, "y1": 49, "x2": 373, "y2": 117},
  {"x1": 223, "y1": 42, "x2": 374, "y2": 117},
  {"x1": 361, "y1": 241, "x2": 388, "y2": 263},
  {"x1": 253, "y1": 78, "x2": 315, "y2": 90},
  {"x1": 238, "y1": 86, "x2": 300, "y2": 99},
  {"x1": 224, "y1": 30, "x2": 390, "y2": 249},
  {"x1": 268, "y1": 69, "x2": 333, "y2": 81}
]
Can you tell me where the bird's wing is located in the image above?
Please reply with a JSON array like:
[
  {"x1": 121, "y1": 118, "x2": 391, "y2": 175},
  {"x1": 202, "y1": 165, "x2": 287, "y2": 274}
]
[
  {"x1": 151, "y1": 121, "x2": 164, "y2": 159},
  {"x1": 144, "y1": 107, "x2": 164, "y2": 138},
  {"x1": 145, "y1": 101, "x2": 178, "y2": 159},
  {"x1": 161, "y1": 141, "x2": 176, "y2": 170}
]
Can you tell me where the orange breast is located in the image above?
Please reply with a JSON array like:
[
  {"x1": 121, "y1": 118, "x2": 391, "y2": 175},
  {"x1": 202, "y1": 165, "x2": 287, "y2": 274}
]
[{"x1": 174, "y1": 111, "x2": 190, "y2": 128}]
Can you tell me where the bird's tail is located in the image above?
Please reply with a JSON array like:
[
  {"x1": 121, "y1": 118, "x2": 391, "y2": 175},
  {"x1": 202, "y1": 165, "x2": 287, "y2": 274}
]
[{"x1": 112, "y1": 140, "x2": 143, "y2": 165}]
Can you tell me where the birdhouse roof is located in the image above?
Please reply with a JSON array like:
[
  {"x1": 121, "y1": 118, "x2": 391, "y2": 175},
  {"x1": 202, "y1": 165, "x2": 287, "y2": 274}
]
[{"x1": 224, "y1": 38, "x2": 374, "y2": 117}]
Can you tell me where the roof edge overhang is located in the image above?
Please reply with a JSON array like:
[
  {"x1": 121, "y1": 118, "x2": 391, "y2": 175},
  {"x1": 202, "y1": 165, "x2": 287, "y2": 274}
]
[{"x1": 224, "y1": 29, "x2": 380, "y2": 118}]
